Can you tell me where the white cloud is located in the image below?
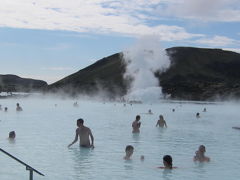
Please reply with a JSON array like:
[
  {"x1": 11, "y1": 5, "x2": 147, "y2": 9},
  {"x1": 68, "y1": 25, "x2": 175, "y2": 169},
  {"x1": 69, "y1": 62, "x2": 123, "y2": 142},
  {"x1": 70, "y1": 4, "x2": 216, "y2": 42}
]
[
  {"x1": 195, "y1": 35, "x2": 238, "y2": 47},
  {"x1": 156, "y1": 0, "x2": 240, "y2": 22},
  {"x1": 223, "y1": 48, "x2": 240, "y2": 54},
  {"x1": 0, "y1": 0, "x2": 203, "y2": 41}
]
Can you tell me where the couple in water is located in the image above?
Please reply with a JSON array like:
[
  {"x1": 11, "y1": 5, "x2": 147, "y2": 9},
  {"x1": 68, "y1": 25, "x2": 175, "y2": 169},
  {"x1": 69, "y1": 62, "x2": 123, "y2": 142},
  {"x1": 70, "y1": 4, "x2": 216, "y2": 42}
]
[
  {"x1": 160, "y1": 146, "x2": 210, "y2": 169},
  {"x1": 123, "y1": 145, "x2": 175, "y2": 169},
  {"x1": 68, "y1": 119, "x2": 94, "y2": 148},
  {"x1": 132, "y1": 114, "x2": 167, "y2": 133}
]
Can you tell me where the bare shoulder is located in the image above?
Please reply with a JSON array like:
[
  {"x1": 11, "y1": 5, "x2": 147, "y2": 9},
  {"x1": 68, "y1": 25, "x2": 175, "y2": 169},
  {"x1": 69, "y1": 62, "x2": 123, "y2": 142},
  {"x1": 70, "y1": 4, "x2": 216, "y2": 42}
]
[{"x1": 85, "y1": 126, "x2": 91, "y2": 132}]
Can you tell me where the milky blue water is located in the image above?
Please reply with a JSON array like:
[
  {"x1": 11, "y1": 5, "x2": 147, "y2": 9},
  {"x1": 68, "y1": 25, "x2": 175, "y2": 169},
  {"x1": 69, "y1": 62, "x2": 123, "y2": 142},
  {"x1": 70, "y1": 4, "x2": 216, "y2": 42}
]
[{"x1": 0, "y1": 97, "x2": 240, "y2": 180}]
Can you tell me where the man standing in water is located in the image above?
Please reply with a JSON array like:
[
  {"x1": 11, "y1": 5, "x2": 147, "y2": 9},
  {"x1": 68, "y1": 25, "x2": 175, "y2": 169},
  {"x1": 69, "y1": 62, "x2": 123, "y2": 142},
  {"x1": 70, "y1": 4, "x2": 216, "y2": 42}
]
[
  {"x1": 68, "y1": 119, "x2": 94, "y2": 148},
  {"x1": 132, "y1": 115, "x2": 141, "y2": 133}
]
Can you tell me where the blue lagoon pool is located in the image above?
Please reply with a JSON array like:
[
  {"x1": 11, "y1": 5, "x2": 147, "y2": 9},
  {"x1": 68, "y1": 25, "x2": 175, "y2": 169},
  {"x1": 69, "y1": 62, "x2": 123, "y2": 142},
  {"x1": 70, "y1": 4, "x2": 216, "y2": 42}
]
[{"x1": 0, "y1": 97, "x2": 240, "y2": 180}]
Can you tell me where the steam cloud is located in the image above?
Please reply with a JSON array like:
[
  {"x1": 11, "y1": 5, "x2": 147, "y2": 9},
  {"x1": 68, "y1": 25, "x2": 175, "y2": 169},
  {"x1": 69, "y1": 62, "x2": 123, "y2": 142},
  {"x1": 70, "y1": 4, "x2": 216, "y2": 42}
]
[{"x1": 123, "y1": 36, "x2": 171, "y2": 102}]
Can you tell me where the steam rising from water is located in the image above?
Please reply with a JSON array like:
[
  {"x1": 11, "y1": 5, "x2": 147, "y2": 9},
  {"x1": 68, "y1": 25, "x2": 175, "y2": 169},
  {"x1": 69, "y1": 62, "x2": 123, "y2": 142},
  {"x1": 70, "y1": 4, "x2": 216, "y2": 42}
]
[{"x1": 123, "y1": 36, "x2": 171, "y2": 102}]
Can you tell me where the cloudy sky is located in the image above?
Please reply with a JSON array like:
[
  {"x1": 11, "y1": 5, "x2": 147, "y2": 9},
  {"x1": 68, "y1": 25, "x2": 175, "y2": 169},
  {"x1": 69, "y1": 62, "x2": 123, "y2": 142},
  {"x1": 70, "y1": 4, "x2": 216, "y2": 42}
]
[{"x1": 0, "y1": 0, "x2": 239, "y2": 84}]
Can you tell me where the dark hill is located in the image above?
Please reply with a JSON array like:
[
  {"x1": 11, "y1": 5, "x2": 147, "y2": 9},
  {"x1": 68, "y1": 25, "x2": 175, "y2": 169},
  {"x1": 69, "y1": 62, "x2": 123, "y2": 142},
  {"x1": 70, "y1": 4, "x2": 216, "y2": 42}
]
[
  {"x1": 48, "y1": 53, "x2": 128, "y2": 98},
  {"x1": 159, "y1": 47, "x2": 240, "y2": 100},
  {"x1": 48, "y1": 47, "x2": 240, "y2": 100},
  {"x1": 0, "y1": 74, "x2": 48, "y2": 93}
]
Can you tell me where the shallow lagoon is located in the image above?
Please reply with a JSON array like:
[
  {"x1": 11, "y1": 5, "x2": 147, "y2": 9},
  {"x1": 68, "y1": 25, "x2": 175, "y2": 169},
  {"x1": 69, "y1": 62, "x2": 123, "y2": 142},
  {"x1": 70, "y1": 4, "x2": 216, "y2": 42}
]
[{"x1": 0, "y1": 97, "x2": 240, "y2": 180}]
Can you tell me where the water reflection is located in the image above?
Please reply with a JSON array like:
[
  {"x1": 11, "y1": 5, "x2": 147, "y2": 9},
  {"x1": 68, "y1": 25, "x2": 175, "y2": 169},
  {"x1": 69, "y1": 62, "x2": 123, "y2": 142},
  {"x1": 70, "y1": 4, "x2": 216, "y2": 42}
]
[
  {"x1": 124, "y1": 160, "x2": 134, "y2": 170},
  {"x1": 193, "y1": 162, "x2": 208, "y2": 179},
  {"x1": 132, "y1": 133, "x2": 140, "y2": 143},
  {"x1": 70, "y1": 147, "x2": 94, "y2": 179},
  {"x1": 162, "y1": 169, "x2": 173, "y2": 180}
]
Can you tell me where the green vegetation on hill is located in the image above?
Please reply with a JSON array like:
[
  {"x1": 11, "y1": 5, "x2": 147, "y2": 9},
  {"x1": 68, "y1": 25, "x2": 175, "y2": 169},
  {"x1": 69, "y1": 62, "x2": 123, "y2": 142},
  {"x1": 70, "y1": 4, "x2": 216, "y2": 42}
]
[
  {"x1": 49, "y1": 53, "x2": 128, "y2": 98},
  {"x1": 49, "y1": 47, "x2": 240, "y2": 100},
  {"x1": 159, "y1": 47, "x2": 240, "y2": 100}
]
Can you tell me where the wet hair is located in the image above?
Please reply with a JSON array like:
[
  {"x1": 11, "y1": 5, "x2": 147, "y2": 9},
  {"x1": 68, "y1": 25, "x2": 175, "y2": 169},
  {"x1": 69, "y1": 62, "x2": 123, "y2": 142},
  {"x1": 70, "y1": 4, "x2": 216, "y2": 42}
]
[
  {"x1": 198, "y1": 145, "x2": 206, "y2": 152},
  {"x1": 163, "y1": 155, "x2": 172, "y2": 168},
  {"x1": 125, "y1": 145, "x2": 134, "y2": 152},
  {"x1": 9, "y1": 131, "x2": 16, "y2": 139},
  {"x1": 136, "y1": 115, "x2": 140, "y2": 120},
  {"x1": 159, "y1": 115, "x2": 164, "y2": 119},
  {"x1": 77, "y1": 119, "x2": 84, "y2": 125}
]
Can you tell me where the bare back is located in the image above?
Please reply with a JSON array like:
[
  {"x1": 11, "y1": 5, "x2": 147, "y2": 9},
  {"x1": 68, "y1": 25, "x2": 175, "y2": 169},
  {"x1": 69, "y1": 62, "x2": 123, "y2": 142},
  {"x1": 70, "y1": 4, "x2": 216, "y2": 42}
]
[
  {"x1": 76, "y1": 126, "x2": 92, "y2": 147},
  {"x1": 132, "y1": 120, "x2": 141, "y2": 133}
]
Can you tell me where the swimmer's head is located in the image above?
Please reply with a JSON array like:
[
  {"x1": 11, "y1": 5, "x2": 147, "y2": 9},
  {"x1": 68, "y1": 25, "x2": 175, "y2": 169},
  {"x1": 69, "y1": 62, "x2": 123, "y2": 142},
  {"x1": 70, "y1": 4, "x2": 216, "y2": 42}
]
[
  {"x1": 198, "y1": 145, "x2": 206, "y2": 153},
  {"x1": 159, "y1": 115, "x2": 164, "y2": 119},
  {"x1": 16, "y1": 103, "x2": 19, "y2": 106},
  {"x1": 163, "y1": 155, "x2": 172, "y2": 168},
  {"x1": 77, "y1": 119, "x2": 84, "y2": 126},
  {"x1": 125, "y1": 145, "x2": 134, "y2": 156},
  {"x1": 136, "y1": 115, "x2": 140, "y2": 121},
  {"x1": 9, "y1": 131, "x2": 16, "y2": 139}
]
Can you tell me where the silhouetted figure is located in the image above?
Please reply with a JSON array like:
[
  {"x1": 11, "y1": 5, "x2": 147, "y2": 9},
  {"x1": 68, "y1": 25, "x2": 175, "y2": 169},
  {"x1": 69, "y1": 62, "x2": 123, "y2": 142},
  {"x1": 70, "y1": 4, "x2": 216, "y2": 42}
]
[
  {"x1": 132, "y1": 115, "x2": 141, "y2": 133},
  {"x1": 9, "y1": 131, "x2": 16, "y2": 139},
  {"x1": 73, "y1": 102, "x2": 78, "y2": 107},
  {"x1": 196, "y1": 112, "x2": 200, "y2": 118},
  {"x1": 16, "y1": 103, "x2": 23, "y2": 111},
  {"x1": 148, "y1": 109, "x2": 153, "y2": 114}
]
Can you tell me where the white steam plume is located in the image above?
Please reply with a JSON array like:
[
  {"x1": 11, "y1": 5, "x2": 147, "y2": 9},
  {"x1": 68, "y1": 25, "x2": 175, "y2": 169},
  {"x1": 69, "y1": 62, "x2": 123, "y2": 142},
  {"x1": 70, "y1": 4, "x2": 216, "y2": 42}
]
[{"x1": 123, "y1": 36, "x2": 171, "y2": 102}]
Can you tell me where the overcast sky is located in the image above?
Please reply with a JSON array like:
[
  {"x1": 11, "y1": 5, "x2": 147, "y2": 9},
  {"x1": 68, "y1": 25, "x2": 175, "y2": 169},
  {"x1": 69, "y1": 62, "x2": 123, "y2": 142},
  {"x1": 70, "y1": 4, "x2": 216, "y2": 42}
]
[{"x1": 0, "y1": 0, "x2": 239, "y2": 84}]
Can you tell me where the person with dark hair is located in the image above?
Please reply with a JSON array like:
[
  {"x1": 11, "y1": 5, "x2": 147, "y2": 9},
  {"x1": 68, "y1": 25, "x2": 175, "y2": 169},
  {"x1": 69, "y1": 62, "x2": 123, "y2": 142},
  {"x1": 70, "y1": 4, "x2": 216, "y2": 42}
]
[
  {"x1": 196, "y1": 112, "x2": 200, "y2": 118},
  {"x1": 148, "y1": 109, "x2": 153, "y2": 114},
  {"x1": 124, "y1": 145, "x2": 134, "y2": 160},
  {"x1": 9, "y1": 131, "x2": 16, "y2": 139},
  {"x1": 4, "y1": 107, "x2": 8, "y2": 112},
  {"x1": 16, "y1": 103, "x2": 23, "y2": 111},
  {"x1": 193, "y1": 145, "x2": 210, "y2": 162},
  {"x1": 132, "y1": 115, "x2": 141, "y2": 133},
  {"x1": 156, "y1": 115, "x2": 167, "y2": 128},
  {"x1": 158, "y1": 155, "x2": 177, "y2": 169},
  {"x1": 68, "y1": 119, "x2": 94, "y2": 148}
]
